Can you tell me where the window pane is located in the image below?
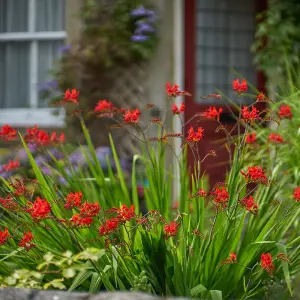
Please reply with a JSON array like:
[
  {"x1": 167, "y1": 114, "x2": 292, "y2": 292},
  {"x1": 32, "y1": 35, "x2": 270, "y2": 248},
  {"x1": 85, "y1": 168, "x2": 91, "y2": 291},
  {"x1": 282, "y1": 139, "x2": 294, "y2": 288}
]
[
  {"x1": 0, "y1": 0, "x2": 28, "y2": 32},
  {"x1": 195, "y1": 0, "x2": 256, "y2": 104},
  {"x1": 0, "y1": 42, "x2": 30, "y2": 108},
  {"x1": 37, "y1": 40, "x2": 64, "y2": 107},
  {"x1": 36, "y1": 0, "x2": 65, "y2": 32}
]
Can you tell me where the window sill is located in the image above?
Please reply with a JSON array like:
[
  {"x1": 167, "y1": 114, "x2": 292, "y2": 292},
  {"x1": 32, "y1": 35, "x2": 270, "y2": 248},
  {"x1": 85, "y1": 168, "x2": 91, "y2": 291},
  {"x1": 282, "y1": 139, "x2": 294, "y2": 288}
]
[{"x1": 0, "y1": 108, "x2": 65, "y2": 128}]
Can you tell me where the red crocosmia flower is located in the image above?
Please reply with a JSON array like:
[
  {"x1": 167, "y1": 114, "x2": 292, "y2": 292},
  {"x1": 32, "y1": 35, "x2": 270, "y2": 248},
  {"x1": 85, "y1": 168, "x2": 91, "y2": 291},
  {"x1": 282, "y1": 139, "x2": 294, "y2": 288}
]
[
  {"x1": 241, "y1": 106, "x2": 260, "y2": 123},
  {"x1": 0, "y1": 228, "x2": 10, "y2": 245},
  {"x1": 217, "y1": 251, "x2": 237, "y2": 268},
  {"x1": 118, "y1": 204, "x2": 135, "y2": 221},
  {"x1": 0, "y1": 195, "x2": 19, "y2": 211},
  {"x1": 59, "y1": 132, "x2": 65, "y2": 143},
  {"x1": 19, "y1": 231, "x2": 35, "y2": 251},
  {"x1": 210, "y1": 187, "x2": 229, "y2": 210},
  {"x1": 25, "y1": 126, "x2": 64, "y2": 146},
  {"x1": 79, "y1": 217, "x2": 94, "y2": 226},
  {"x1": 64, "y1": 192, "x2": 83, "y2": 209},
  {"x1": 70, "y1": 214, "x2": 80, "y2": 225},
  {"x1": 232, "y1": 78, "x2": 248, "y2": 94},
  {"x1": 25, "y1": 127, "x2": 50, "y2": 146},
  {"x1": 25, "y1": 125, "x2": 39, "y2": 142},
  {"x1": 123, "y1": 108, "x2": 141, "y2": 124},
  {"x1": 186, "y1": 126, "x2": 204, "y2": 143},
  {"x1": 80, "y1": 202, "x2": 100, "y2": 218},
  {"x1": 202, "y1": 106, "x2": 223, "y2": 121},
  {"x1": 189, "y1": 188, "x2": 207, "y2": 200},
  {"x1": 256, "y1": 92, "x2": 267, "y2": 102},
  {"x1": 268, "y1": 133, "x2": 284, "y2": 144},
  {"x1": 164, "y1": 221, "x2": 180, "y2": 239},
  {"x1": 172, "y1": 104, "x2": 180, "y2": 114},
  {"x1": 70, "y1": 214, "x2": 94, "y2": 227},
  {"x1": 260, "y1": 253, "x2": 275, "y2": 276},
  {"x1": 0, "y1": 125, "x2": 17, "y2": 141},
  {"x1": 166, "y1": 83, "x2": 188, "y2": 97},
  {"x1": 36, "y1": 130, "x2": 50, "y2": 146},
  {"x1": 198, "y1": 188, "x2": 207, "y2": 197},
  {"x1": 279, "y1": 104, "x2": 293, "y2": 119},
  {"x1": 229, "y1": 251, "x2": 237, "y2": 263},
  {"x1": 293, "y1": 187, "x2": 300, "y2": 202},
  {"x1": 2, "y1": 159, "x2": 20, "y2": 172},
  {"x1": 172, "y1": 103, "x2": 185, "y2": 115},
  {"x1": 63, "y1": 88, "x2": 79, "y2": 104},
  {"x1": 245, "y1": 132, "x2": 256, "y2": 144},
  {"x1": 240, "y1": 196, "x2": 258, "y2": 215},
  {"x1": 50, "y1": 131, "x2": 65, "y2": 143},
  {"x1": 241, "y1": 166, "x2": 268, "y2": 185},
  {"x1": 27, "y1": 197, "x2": 51, "y2": 220},
  {"x1": 27, "y1": 124, "x2": 39, "y2": 136},
  {"x1": 99, "y1": 218, "x2": 120, "y2": 236},
  {"x1": 94, "y1": 100, "x2": 113, "y2": 112}
]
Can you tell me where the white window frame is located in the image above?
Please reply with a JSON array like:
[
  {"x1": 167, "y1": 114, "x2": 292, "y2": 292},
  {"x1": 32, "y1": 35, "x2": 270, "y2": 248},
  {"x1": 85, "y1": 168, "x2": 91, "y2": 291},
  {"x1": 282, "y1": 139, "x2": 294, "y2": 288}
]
[{"x1": 0, "y1": 0, "x2": 67, "y2": 127}]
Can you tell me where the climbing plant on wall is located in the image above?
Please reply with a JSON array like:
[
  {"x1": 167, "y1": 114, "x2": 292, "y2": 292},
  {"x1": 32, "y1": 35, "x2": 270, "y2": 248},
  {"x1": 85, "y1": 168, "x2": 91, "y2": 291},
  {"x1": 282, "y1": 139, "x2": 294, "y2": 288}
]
[
  {"x1": 40, "y1": 0, "x2": 158, "y2": 147},
  {"x1": 251, "y1": 0, "x2": 300, "y2": 85}
]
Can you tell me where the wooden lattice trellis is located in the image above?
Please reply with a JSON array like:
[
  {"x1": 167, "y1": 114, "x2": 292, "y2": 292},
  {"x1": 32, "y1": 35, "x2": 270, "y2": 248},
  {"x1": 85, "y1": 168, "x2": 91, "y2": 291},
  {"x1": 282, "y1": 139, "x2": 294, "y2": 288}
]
[
  {"x1": 109, "y1": 64, "x2": 148, "y2": 157},
  {"x1": 87, "y1": 63, "x2": 150, "y2": 158}
]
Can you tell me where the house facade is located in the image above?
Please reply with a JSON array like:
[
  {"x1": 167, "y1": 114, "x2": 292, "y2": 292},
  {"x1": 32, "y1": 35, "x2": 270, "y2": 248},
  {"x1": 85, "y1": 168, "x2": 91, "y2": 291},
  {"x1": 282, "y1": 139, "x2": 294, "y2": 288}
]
[{"x1": 0, "y1": 0, "x2": 266, "y2": 189}]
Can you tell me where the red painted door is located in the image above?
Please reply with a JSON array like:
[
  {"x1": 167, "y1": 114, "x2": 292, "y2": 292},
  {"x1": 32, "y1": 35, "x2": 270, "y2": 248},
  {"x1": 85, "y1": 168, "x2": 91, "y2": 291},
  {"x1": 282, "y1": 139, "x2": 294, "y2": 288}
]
[{"x1": 184, "y1": 0, "x2": 267, "y2": 188}]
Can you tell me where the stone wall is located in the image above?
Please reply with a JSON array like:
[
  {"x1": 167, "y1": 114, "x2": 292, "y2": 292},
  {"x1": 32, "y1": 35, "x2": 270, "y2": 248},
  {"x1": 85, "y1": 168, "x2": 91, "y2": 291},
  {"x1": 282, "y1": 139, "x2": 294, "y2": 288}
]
[{"x1": 0, "y1": 289, "x2": 189, "y2": 300}]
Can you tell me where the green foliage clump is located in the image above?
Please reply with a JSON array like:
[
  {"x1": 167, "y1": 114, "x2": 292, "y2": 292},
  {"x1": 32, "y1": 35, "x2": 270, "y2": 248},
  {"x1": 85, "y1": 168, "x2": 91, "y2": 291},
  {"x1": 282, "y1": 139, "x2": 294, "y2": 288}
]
[
  {"x1": 0, "y1": 79, "x2": 299, "y2": 299},
  {"x1": 252, "y1": 0, "x2": 300, "y2": 83}
]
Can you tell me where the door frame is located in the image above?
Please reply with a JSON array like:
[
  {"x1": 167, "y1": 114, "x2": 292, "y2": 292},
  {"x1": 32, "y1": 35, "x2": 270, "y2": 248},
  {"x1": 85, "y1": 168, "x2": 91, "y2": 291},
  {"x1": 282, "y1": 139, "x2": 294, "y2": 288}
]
[{"x1": 183, "y1": 0, "x2": 268, "y2": 185}]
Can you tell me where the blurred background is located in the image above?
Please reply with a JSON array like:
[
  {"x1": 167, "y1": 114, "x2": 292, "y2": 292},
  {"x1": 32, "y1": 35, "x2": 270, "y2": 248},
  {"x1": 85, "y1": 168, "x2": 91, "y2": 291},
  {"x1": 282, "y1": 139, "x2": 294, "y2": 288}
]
[{"x1": 0, "y1": 0, "x2": 300, "y2": 197}]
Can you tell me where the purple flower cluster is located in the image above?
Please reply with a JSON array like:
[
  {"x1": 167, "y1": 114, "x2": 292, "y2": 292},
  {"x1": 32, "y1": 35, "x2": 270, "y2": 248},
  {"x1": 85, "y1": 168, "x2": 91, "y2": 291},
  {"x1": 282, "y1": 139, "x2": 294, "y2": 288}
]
[
  {"x1": 35, "y1": 149, "x2": 64, "y2": 168},
  {"x1": 16, "y1": 144, "x2": 37, "y2": 161},
  {"x1": 0, "y1": 167, "x2": 11, "y2": 179},
  {"x1": 0, "y1": 144, "x2": 132, "y2": 187},
  {"x1": 57, "y1": 146, "x2": 132, "y2": 186},
  {"x1": 59, "y1": 45, "x2": 71, "y2": 53},
  {"x1": 38, "y1": 80, "x2": 59, "y2": 93},
  {"x1": 131, "y1": 6, "x2": 157, "y2": 42},
  {"x1": 69, "y1": 148, "x2": 86, "y2": 166}
]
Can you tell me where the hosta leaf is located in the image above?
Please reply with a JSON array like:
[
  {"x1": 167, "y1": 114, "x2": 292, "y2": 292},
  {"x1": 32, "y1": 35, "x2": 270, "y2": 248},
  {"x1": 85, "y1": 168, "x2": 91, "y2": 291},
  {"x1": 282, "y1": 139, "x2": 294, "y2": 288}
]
[
  {"x1": 62, "y1": 268, "x2": 76, "y2": 279},
  {"x1": 44, "y1": 278, "x2": 66, "y2": 290},
  {"x1": 210, "y1": 289, "x2": 223, "y2": 300},
  {"x1": 191, "y1": 284, "x2": 207, "y2": 297}
]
